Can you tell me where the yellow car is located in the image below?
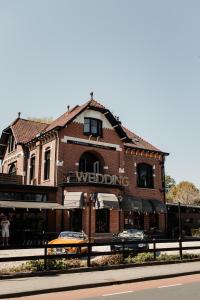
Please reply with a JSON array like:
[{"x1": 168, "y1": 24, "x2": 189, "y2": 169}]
[{"x1": 48, "y1": 231, "x2": 89, "y2": 255}]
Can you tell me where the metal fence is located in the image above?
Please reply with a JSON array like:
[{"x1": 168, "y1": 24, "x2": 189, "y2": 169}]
[{"x1": 1, "y1": 237, "x2": 200, "y2": 270}]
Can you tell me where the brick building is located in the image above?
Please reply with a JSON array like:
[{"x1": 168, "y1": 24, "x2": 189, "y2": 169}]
[{"x1": 0, "y1": 96, "x2": 168, "y2": 242}]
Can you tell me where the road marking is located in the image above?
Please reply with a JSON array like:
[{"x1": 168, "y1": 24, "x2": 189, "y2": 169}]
[
  {"x1": 158, "y1": 283, "x2": 183, "y2": 289},
  {"x1": 102, "y1": 291, "x2": 133, "y2": 297}
]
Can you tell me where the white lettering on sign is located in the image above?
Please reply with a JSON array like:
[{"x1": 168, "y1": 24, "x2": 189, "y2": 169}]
[{"x1": 75, "y1": 172, "x2": 129, "y2": 187}]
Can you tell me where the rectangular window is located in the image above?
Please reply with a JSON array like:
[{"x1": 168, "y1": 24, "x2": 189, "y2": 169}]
[
  {"x1": 30, "y1": 156, "x2": 36, "y2": 183},
  {"x1": 84, "y1": 118, "x2": 102, "y2": 137},
  {"x1": 44, "y1": 150, "x2": 50, "y2": 180},
  {"x1": 84, "y1": 118, "x2": 90, "y2": 134},
  {"x1": 8, "y1": 135, "x2": 16, "y2": 153}
]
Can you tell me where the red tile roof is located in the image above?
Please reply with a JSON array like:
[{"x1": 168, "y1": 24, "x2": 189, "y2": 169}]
[
  {"x1": 11, "y1": 119, "x2": 48, "y2": 144},
  {"x1": 44, "y1": 99, "x2": 106, "y2": 133},
  {"x1": 122, "y1": 126, "x2": 162, "y2": 152},
  {"x1": 1, "y1": 98, "x2": 165, "y2": 154}
]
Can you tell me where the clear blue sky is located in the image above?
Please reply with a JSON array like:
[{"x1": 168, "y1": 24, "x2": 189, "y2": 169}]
[{"x1": 0, "y1": 0, "x2": 200, "y2": 187}]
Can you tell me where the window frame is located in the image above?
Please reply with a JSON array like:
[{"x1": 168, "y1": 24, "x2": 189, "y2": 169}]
[
  {"x1": 44, "y1": 148, "x2": 51, "y2": 181},
  {"x1": 8, "y1": 134, "x2": 16, "y2": 153},
  {"x1": 83, "y1": 118, "x2": 102, "y2": 137},
  {"x1": 29, "y1": 155, "x2": 36, "y2": 183},
  {"x1": 137, "y1": 163, "x2": 154, "y2": 189}
]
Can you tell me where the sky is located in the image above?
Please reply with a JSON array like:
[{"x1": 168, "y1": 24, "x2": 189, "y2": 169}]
[{"x1": 0, "y1": 0, "x2": 200, "y2": 187}]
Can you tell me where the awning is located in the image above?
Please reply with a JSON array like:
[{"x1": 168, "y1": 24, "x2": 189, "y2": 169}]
[
  {"x1": 121, "y1": 197, "x2": 167, "y2": 213},
  {"x1": 149, "y1": 199, "x2": 167, "y2": 213},
  {"x1": 95, "y1": 193, "x2": 119, "y2": 209},
  {"x1": 0, "y1": 201, "x2": 66, "y2": 210},
  {"x1": 121, "y1": 197, "x2": 144, "y2": 212},
  {"x1": 63, "y1": 192, "x2": 84, "y2": 209}
]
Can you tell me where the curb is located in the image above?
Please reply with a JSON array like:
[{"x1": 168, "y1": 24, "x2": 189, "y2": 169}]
[{"x1": 0, "y1": 269, "x2": 200, "y2": 299}]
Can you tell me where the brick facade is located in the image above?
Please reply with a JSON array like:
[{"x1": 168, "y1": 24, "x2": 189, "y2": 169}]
[{"x1": 0, "y1": 99, "x2": 168, "y2": 238}]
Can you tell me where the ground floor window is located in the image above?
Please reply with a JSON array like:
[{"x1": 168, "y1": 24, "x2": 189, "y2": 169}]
[
  {"x1": 70, "y1": 209, "x2": 82, "y2": 232},
  {"x1": 124, "y1": 211, "x2": 144, "y2": 229},
  {"x1": 96, "y1": 209, "x2": 110, "y2": 233}
]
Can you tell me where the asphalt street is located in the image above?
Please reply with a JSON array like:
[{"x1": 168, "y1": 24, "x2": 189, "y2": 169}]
[{"x1": 9, "y1": 274, "x2": 200, "y2": 300}]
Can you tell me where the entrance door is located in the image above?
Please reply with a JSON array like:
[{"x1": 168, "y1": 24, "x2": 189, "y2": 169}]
[
  {"x1": 96, "y1": 209, "x2": 110, "y2": 233},
  {"x1": 70, "y1": 209, "x2": 82, "y2": 232}
]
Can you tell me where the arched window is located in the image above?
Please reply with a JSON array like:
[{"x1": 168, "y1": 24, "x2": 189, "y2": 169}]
[
  {"x1": 8, "y1": 164, "x2": 16, "y2": 176},
  {"x1": 137, "y1": 163, "x2": 154, "y2": 189},
  {"x1": 44, "y1": 148, "x2": 51, "y2": 180},
  {"x1": 79, "y1": 152, "x2": 102, "y2": 173}
]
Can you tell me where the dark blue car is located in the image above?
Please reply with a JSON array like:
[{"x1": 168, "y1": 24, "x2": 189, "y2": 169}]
[{"x1": 111, "y1": 229, "x2": 149, "y2": 252}]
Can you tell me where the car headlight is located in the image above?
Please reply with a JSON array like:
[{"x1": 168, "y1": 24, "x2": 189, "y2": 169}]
[{"x1": 138, "y1": 243, "x2": 146, "y2": 247}]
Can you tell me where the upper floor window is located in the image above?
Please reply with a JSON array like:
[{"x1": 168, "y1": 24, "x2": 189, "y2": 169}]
[
  {"x1": 8, "y1": 163, "x2": 17, "y2": 176},
  {"x1": 84, "y1": 118, "x2": 102, "y2": 137},
  {"x1": 44, "y1": 148, "x2": 50, "y2": 181},
  {"x1": 137, "y1": 163, "x2": 154, "y2": 189},
  {"x1": 30, "y1": 155, "x2": 36, "y2": 183},
  {"x1": 8, "y1": 134, "x2": 16, "y2": 153}
]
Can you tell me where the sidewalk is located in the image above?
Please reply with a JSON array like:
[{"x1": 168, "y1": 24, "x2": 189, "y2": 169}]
[{"x1": 0, "y1": 261, "x2": 200, "y2": 299}]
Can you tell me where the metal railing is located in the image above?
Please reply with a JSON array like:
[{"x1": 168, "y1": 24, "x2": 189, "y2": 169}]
[{"x1": 1, "y1": 237, "x2": 200, "y2": 270}]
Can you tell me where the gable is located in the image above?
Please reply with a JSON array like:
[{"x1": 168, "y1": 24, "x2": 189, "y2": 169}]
[{"x1": 73, "y1": 109, "x2": 114, "y2": 130}]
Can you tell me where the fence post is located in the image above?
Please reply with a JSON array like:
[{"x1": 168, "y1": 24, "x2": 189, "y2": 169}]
[
  {"x1": 87, "y1": 244, "x2": 91, "y2": 267},
  {"x1": 153, "y1": 238, "x2": 156, "y2": 261},
  {"x1": 44, "y1": 242, "x2": 47, "y2": 270},
  {"x1": 122, "y1": 243, "x2": 125, "y2": 263},
  {"x1": 179, "y1": 237, "x2": 183, "y2": 260}
]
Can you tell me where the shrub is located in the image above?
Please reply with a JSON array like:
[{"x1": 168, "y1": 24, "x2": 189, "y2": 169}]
[
  {"x1": 125, "y1": 252, "x2": 154, "y2": 264},
  {"x1": 92, "y1": 255, "x2": 123, "y2": 267}
]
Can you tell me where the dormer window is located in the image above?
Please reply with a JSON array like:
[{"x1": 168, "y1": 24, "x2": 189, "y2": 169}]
[
  {"x1": 8, "y1": 134, "x2": 16, "y2": 153},
  {"x1": 84, "y1": 118, "x2": 102, "y2": 137}
]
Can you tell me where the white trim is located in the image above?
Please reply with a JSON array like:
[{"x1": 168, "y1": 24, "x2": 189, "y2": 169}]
[
  {"x1": 61, "y1": 136, "x2": 122, "y2": 151},
  {"x1": 3, "y1": 151, "x2": 23, "y2": 165}
]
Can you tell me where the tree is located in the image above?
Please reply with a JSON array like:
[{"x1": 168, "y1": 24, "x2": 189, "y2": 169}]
[
  {"x1": 165, "y1": 175, "x2": 176, "y2": 193},
  {"x1": 167, "y1": 181, "x2": 200, "y2": 204}
]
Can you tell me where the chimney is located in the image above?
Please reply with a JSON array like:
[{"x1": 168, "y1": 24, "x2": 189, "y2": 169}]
[
  {"x1": 90, "y1": 92, "x2": 93, "y2": 100},
  {"x1": 67, "y1": 105, "x2": 70, "y2": 112},
  {"x1": 18, "y1": 112, "x2": 21, "y2": 118}
]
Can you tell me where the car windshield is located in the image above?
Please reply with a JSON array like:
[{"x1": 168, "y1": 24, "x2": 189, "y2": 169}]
[
  {"x1": 119, "y1": 229, "x2": 144, "y2": 238},
  {"x1": 58, "y1": 231, "x2": 86, "y2": 240}
]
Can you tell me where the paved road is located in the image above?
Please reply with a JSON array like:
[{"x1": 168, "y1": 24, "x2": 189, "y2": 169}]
[{"x1": 9, "y1": 274, "x2": 200, "y2": 300}]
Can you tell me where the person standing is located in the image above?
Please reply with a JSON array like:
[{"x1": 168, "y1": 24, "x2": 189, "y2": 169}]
[{"x1": 1, "y1": 216, "x2": 10, "y2": 246}]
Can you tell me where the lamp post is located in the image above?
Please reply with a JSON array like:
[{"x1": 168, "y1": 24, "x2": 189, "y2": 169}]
[{"x1": 88, "y1": 192, "x2": 95, "y2": 243}]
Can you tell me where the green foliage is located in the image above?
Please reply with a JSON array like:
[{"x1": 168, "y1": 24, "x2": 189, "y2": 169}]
[
  {"x1": 165, "y1": 175, "x2": 176, "y2": 193},
  {"x1": 125, "y1": 253, "x2": 154, "y2": 264},
  {"x1": 7, "y1": 259, "x2": 83, "y2": 272},
  {"x1": 125, "y1": 252, "x2": 200, "y2": 264}
]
